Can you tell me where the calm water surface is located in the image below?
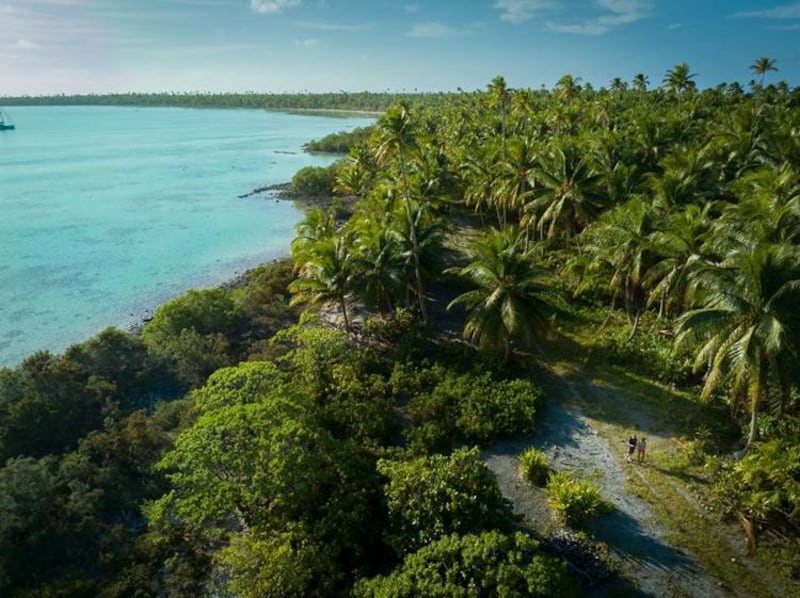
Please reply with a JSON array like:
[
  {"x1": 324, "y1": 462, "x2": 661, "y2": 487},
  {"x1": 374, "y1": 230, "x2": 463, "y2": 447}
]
[{"x1": 0, "y1": 106, "x2": 373, "y2": 366}]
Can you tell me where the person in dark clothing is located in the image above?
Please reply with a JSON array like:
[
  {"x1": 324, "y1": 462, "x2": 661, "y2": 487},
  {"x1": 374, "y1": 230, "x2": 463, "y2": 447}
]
[{"x1": 626, "y1": 434, "x2": 637, "y2": 463}]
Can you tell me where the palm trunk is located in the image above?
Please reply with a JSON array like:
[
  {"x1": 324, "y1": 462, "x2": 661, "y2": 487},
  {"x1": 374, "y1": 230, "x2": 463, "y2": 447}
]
[
  {"x1": 745, "y1": 354, "x2": 768, "y2": 449},
  {"x1": 399, "y1": 149, "x2": 429, "y2": 325},
  {"x1": 626, "y1": 311, "x2": 641, "y2": 343},
  {"x1": 339, "y1": 292, "x2": 351, "y2": 334},
  {"x1": 600, "y1": 292, "x2": 618, "y2": 329}
]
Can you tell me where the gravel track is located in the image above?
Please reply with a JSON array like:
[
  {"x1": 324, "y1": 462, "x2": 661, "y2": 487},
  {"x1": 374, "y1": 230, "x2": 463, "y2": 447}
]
[{"x1": 483, "y1": 374, "x2": 728, "y2": 597}]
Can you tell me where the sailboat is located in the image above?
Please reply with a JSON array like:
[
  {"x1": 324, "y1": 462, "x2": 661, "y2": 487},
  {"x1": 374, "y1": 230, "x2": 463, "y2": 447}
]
[{"x1": 0, "y1": 109, "x2": 15, "y2": 131}]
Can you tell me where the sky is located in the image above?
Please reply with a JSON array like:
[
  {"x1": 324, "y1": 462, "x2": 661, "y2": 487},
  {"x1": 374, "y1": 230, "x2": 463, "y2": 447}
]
[{"x1": 1, "y1": 0, "x2": 799, "y2": 95}]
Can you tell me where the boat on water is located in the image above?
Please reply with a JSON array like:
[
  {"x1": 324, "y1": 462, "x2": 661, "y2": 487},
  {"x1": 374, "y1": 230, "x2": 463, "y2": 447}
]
[{"x1": 0, "y1": 109, "x2": 15, "y2": 131}]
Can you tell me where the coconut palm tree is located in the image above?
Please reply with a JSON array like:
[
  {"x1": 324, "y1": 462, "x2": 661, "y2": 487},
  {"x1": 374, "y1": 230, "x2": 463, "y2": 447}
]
[
  {"x1": 632, "y1": 73, "x2": 649, "y2": 92},
  {"x1": 376, "y1": 101, "x2": 429, "y2": 323},
  {"x1": 495, "y1": 135, "x2": 540, "y2": 234},
  {"x1": 676, "y1": 241, "x2": 800, "y2": 448},
  {"x1": 447, "y1": 228, "x2": 552, "y2": 362},
  {"x1": 290, "y1": 207, "x2": 338, "y2": 272},
  {"x1": 348, "y1": 211, "x2": 405, "y2": 313},
  {"x1": 581, "y1": 197, "x2": 655, "y2": 339},
  {"x1": 529, "y1": 140, "x2": 604, "y2": 240},
  {"x1": 750, "y1": 57, "x2": 777, "y2": 88},
  {"x1": 663, "y1": 63, "x2": 697, "y2": 95},
  {"x1": 289, "y1": 235, "x2": 355, "y2": 333},
  {"x1": 644, "y1": 203, "x2": 712, "y2": 318},
  {"x1": 487, "y1": 75, "x2": 511, "y2": 147}
]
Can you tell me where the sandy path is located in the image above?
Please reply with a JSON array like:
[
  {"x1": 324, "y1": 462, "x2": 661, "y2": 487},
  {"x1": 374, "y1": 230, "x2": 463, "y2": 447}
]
[{"x1": 483, "y1": 374, "x2": 728, "y2": 597}]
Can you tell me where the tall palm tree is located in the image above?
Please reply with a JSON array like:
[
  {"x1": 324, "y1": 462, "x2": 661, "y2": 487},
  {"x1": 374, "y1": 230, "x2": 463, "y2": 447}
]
[
  {"x1": 582, "y1": 197, "x2": 655, "y2": 339},
  {"x1": 676, "y1": 241, "x2": 800, "y2": 448},
  {"x1": 334, "y1": 142, "x2": 377, "y2": 198},
  {"x1": 644, "y1": 203, "x2": 712, "y2": 318},
  {"x1": 376, "y1": 101, "x2": 429, "y2": 323},
  {"x1": 447, "y1": 228, "x2": 551, "y2": 362},
  {"x1": 632, "y1": 73, "x2": 649, "y2": 92},
  {"x1": 289, "y1": 235, "x2": 355, "y2": 333},
  {"x1": 495, "y1": 135, "x2": 540, "y2": 234},
  {"x1": 487, "y1": 75, "x2": 511, "y2": 147},
  {"x1": 348, "y1": 212, "x2": 404, "y2": 313},
  {"x1": 750, "y1": 57, "x2": 777, "y2": 88},
  {"x1": 663, "y1": 63, "x2": 697, "y2": 95},
  {"x1": 389, "y1": 200, "x2": 445, "y2": 311},
  {"x1": 290, "y1": 207, "x2": 337, "y2": 272},
  {"x1": 529, "y1": 141, "x2": 604, "y2": 240}
]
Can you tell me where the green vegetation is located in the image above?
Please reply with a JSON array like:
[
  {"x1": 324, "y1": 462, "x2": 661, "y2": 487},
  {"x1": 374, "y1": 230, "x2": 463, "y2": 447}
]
[
  {"x1": 518, "y1": 447, "x2": 550, "y2": 486},
  {"x1": 545, "y1": 471, "x2": 612, "y2": 526},
  {"x1": 353, "y1": 531, "x2": 579, "y2": 597},
  {"x1": 3, "y1": 62, "x2": 800, "y2": 595},
  {"x1": 0, "y1": 91, "x2": 440, "y2": 112},
  {"x1": 305, "y1": 125, "x2": 374, "y2": 153}
]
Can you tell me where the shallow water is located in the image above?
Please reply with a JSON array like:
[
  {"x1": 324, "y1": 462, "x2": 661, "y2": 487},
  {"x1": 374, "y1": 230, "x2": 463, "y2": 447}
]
[{"x1": 0, "y1": 105, "x2": 373, "y2": 366}]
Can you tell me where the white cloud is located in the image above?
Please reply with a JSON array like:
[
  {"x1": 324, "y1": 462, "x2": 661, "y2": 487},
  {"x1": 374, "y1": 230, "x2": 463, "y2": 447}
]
[
  {"x1": 250, "y1": 0, "x2": 301, "y2": 14},
  {"x1": 295, "y1": 20, "x2": 374, "y2": 31},
  {"x1": 404, "y1": 3, "x2": 421, "y2": 13},
  {"x1": 494, "y1": 0, "x2": 556, "y2": 25},
  {"x1": 15, "y1": 39, "x2": 39, "y2": 49},
  {"x1": 667, "y1": 22, "x2": 681, "y2": 30},
  {"x1": 295, "y1": 38, "x2": 320, "y2": 47},
  {"x1": 407, "y1": 22, "x2": 459, "y2": 38},
  {"x1": 547, "y1": 0, "x2": 650, "y2": 35},
  {"x1": 732, "y1": 2, "x2": 800, "y2": 19}
]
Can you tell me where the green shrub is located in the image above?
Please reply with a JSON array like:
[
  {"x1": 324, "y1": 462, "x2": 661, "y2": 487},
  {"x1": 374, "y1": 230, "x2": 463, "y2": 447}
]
[
  {"x1": 377, "y1": 447, "x2": 513, "y2": 555},
  {"x1": 399, "y1": 366, "x2": 541, "y2": 452},
  {"x1": 519, "y1": 448, "x2": 550, "y2": 486},
  {"x1": 353, "y1": 531, "x2": 579, "y2": 597},
  {"x1": 291, "y1": 163, "x2": 340, "y2": 196},
  {"x1": 545, "y1": 472, "x2": 611, "y2": 526}
]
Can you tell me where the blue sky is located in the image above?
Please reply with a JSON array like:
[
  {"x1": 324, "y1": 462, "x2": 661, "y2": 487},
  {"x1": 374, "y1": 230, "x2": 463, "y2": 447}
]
[{"x1": 1, "y1": 0, "x2": 799, "y2": 95}]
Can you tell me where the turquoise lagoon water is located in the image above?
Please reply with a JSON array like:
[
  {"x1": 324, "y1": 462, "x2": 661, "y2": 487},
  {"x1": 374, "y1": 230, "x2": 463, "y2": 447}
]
[{"x1": 0, "y1": 106, "x2": 373, "y2": 366}]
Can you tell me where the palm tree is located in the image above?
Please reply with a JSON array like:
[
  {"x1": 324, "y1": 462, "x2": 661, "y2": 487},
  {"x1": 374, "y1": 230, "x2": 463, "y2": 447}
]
[
  {"x1": 663, "y1": 63, "x2": 697, "y2": 95},
  {"x1": 676, "y1": 241, "x2": 800, "y2": 448},
  {"x1": 376, "y1": 101, "x2": 429, "y2": 323},
  {"x1": 348, "y1": 212, "x2": 404, "y2": 313},
  {"x1": 632, "y1": 73, "x2": 649, "y2": 92},
  {"x1": 495, "y1": 135, "x2": 539, "y2": 235},
  {"x1": 529, "y1": 140, "x2": 604, "y2": 240},
  {"x1": 581, "y1": 198, "x2": 655, "y2": 339},
  {"x1": 289, "y1": 235, "x2": 355, "y2": 333},
  {"x1": 334, "y1": 142, "x2": 377, "y2": 198},
  {"x1": 290, "y1": 207, "x2": 337, "y2": 272},
  {"x1": 487, "y1": 75, "x2": 511, "y2": 147},
  {"x1": 389, "y1": 200, "x2": 445, "y2": 311},
  {"x1": 448, "y1": 228, "x2": 551, "y2": 362},
  {"x1": 644, "y1": 203, "x2": 712, "y2": 318},
  {"x1": 750, "y1": 57, "x2": 777, "y2": 88}
]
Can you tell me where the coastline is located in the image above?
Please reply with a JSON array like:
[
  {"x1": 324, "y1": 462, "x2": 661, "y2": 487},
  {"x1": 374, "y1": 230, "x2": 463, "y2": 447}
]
[{"x1": 272, "y1": 107, "x2": 384, "y2": 117}]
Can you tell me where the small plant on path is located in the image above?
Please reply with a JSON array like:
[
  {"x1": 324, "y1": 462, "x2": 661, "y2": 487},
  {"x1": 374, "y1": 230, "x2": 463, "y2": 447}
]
[
  {"x1": 546, "y1": 471, "x2": 612, "y2": 526},
  {"x1": 519, "y1": 447, "x2": 550, "y2": 486}
]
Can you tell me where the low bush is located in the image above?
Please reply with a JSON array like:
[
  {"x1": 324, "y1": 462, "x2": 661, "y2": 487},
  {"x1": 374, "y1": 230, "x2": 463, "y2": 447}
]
[
  {"x1": 353, "y1": 531, "x2": 579, "y2": 597},
  {"x1": 545, "y1": 472, "x2": 611, "y2": 526},
  {"x1": 399, "y1": 365, "x2": 541, "y2": 452},
  {"x1": 519, "y1": 448, "x2": 550, "y2": 486},
  {"x1": 377, "y1": 447, "x2": 512, "y2": 555},
  {"x1": 291, "y1": 163, "x2": 341, "y2": 197}
]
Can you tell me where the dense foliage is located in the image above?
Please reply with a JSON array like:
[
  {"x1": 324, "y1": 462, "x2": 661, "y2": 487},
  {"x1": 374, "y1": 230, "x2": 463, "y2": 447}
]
[
  {"x1": 353, "y1": 531, "x2": 579, "y2": 598},
  {"x1": 0, "y1": 91, "x2": 441, "y2": 112},
  {"x1": 3, "y1": 64, "x2": 800, "y2": 593}
]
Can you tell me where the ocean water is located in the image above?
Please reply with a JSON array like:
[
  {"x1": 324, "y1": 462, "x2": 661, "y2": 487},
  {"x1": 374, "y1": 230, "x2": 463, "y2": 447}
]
[{"x1": 0, "y1": 106, "x2": 373, "y2": 366}]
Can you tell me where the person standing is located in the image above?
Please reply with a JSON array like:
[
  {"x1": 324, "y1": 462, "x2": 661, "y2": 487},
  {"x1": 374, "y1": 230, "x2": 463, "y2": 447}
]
[
  {"x1": 637, "y1": 437, "x2": 647, "y2": 463},
  {"x1": 626, "y1": 434, "x2": 637, "y2": 463}
]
